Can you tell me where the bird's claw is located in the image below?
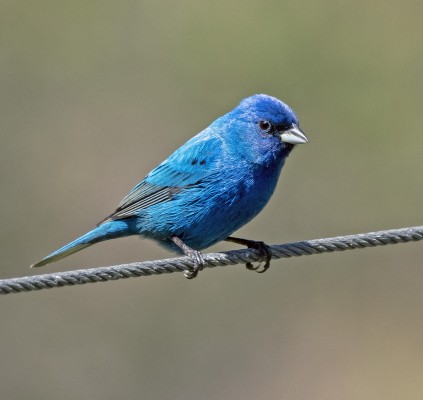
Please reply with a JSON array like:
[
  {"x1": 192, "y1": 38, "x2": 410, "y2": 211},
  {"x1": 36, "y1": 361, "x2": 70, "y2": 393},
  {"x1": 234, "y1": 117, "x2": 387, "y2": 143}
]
[
  {"x1": 225, "y1": 236, "x2": 273, "y2": 274},
  {"x1": 171, "y1": 236, "x2": 205, "y2": 279},
  {"x1": 244, "y1": 240, "x2": 272, "y2": 273},
  {"x1": 183, "y1": 249, "x2": 204, "y2": 279}
]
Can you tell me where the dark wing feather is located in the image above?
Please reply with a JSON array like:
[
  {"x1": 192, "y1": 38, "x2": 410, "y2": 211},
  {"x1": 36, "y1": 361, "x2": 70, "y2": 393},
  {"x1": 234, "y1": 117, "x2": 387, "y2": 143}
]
[{"x1": 99, "y1": 181, "x2": 182, "y2": 224}]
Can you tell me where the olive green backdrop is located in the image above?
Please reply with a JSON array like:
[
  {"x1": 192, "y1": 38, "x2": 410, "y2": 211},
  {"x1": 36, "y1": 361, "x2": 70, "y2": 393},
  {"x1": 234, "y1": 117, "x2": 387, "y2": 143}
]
[{"x1": 1, "y1": 1, "x2": 422, "y2": 399}]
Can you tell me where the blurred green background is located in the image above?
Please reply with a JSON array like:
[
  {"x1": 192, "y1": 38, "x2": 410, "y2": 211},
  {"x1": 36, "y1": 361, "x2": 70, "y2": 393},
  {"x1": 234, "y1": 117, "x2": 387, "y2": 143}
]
[{"x1": 1, "y1": 1, "x2": 422, "y2": 399}]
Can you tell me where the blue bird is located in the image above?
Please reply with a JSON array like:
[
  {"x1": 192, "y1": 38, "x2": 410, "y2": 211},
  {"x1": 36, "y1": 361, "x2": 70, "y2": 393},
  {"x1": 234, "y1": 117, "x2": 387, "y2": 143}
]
[{"x1": 31, "y1": 94, "x2": 308, "y2": 278}]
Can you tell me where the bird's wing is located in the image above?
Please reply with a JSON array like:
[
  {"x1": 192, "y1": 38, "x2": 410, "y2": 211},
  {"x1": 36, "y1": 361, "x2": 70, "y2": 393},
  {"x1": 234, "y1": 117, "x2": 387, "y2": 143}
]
[
  {"x1": 99, "y1": 181, "x2": 182, "y2": 223},
  {"x1": 99, "y1": 131, "x2": 222, "y2": 224}
]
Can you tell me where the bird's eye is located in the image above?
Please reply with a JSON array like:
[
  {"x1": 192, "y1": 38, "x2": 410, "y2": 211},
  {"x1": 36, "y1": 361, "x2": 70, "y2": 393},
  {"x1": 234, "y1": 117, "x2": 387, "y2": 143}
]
[{"x1": 259, "y1": 120, "x2": 272, "y2": 132}]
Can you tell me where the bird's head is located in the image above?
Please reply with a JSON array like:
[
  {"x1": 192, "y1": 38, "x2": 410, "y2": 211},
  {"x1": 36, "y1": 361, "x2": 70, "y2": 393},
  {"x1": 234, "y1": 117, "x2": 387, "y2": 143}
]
[{"x1": 235, "y1": 94, "x2": 308, "y2": 152}]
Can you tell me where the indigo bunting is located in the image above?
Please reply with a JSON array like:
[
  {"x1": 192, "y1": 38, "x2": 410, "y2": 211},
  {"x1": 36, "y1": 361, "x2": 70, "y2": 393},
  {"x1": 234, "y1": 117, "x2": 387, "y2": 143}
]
[{"x1": 32, "y1": 94, "x2": 308, "y2": 278}]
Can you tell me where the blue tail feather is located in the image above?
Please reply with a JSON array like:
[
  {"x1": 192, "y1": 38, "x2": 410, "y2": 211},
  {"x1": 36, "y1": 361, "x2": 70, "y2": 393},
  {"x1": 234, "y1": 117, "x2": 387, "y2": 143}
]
[{"x1": 31, "y1": 220, "x2": 134, "y2": 268}]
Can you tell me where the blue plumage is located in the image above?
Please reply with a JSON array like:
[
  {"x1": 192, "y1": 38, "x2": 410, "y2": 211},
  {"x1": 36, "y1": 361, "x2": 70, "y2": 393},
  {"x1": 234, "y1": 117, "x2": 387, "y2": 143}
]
[{"x1": 32, "y1": 94, "x2": 308, "y2": 277}]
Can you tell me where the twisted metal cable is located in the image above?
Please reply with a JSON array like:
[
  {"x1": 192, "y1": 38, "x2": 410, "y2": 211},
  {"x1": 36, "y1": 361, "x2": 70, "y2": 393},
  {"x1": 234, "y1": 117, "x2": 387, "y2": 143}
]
[{"x1": 1, "y1": 225, "x2": 422, "y2": 295}]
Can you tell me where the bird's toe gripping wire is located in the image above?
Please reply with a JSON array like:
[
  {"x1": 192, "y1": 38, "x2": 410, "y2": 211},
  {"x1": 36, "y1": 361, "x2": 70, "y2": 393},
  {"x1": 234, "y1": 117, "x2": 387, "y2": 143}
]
[
  {"x1": 171, "y1": 236, "x2": 204, "y2": 279},
  {"x1": 225, "y1": 236, "x2": 273, "y2": 273}
]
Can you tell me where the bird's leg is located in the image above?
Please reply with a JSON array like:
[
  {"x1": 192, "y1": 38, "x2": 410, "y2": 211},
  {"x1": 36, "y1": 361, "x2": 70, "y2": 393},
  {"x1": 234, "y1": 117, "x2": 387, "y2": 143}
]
[
  {"x1": 171, "y1": 236, "x2": 204, "y2": 279},
  {"x1": 225, "y1": 236, "x2": 273, "y2": 273}
]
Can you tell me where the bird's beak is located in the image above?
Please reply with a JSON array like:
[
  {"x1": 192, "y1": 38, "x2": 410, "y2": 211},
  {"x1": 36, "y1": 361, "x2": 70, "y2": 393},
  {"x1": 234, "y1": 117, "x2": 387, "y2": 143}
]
[{"x1": 280, "y1": 124, "x2": 308, "y2": 145}]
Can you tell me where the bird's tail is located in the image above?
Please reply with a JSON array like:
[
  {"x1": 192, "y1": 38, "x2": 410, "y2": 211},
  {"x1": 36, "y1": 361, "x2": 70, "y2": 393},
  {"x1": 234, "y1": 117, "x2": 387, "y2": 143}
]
[{"x1": 31, "y1": 220, "x2": 135, "y2": 268}]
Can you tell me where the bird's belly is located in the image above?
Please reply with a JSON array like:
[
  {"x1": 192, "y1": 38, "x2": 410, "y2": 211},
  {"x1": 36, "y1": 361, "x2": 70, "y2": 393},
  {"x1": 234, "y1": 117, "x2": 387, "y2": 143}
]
[{"x1": 139, "y1": 171, "x2": 279, "y2": 252}]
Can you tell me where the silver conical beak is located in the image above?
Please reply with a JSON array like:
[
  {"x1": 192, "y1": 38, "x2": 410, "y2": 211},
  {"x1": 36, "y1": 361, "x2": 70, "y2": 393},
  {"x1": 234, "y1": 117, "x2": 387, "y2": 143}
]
[{"x1": 280, "y1": 124, "x2": 308, "y2": 144}]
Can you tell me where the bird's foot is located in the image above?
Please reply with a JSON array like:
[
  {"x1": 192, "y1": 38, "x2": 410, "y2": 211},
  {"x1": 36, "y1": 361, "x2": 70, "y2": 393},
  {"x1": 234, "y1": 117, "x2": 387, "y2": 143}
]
[
  {"x1": 183, "y1": 248, "x2": 204, "y2": 279},
  {"x1": 225, "y1": 237, "x2": 273, "y2": 273},
  {"x1": 171, "y1": 236, "x2": 204, "y2": 279}
]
